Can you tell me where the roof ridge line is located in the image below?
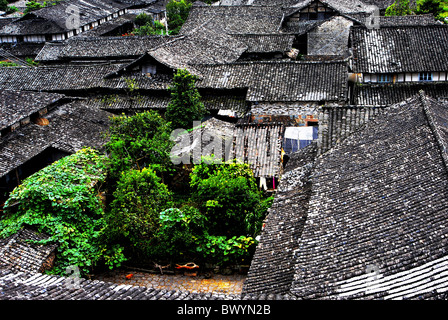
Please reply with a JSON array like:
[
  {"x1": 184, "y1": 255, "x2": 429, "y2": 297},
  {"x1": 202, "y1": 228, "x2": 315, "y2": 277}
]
[{"x1": 419, "y1": 90, "x2": 448, "y2": 174}]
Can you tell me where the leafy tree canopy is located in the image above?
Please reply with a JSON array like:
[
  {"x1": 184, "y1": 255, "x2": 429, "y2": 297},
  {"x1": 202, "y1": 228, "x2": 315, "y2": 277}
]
[
  {"x1": 166, "y1": 0, "x2": 192, "y2": 35},
  {"x1": 190, "y1": 158, "x2": 271, "y2": 237},
  {"x1": 416, "y1": 0, "x2": 448, "y2": 22},
  {"x1": 104, "y1": 110, "x2": 174, "y2": 179},
  {"x1": 105, "y1": 167, "x2": 172, "y2": 260},
  {"x1": 165, "y1": 68, "x2": 206, "y2": 130},
  {"x1": 385, "y1": 0, "x2": 414, "y2": 16}
]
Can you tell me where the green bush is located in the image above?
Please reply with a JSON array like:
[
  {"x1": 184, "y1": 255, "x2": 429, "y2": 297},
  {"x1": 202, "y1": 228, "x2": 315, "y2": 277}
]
[
  {"x1": 105, "y1": 167, "x2": 172, "y2": 258},
  {"x1": 385, "y1": 0, "x2": 413, "y2": 16},
  {"x1": 0, "y1": 148, "x2": 126, "y2": 276},
  {"x1": 195, "y1": 235, "x2": 256, "y2": 266},
  {"x1": 154, "y1": 206, "x2": 205, "y2": 261},
  {"x1": 416, "y1": 0, "x2": 448, "y2": 22},
  {"x1": 190, "y1": 159, "x2": 265, "y2": 237},
  {"x1": 24, "y1": 0, "x2": 44, "y2": 14}
]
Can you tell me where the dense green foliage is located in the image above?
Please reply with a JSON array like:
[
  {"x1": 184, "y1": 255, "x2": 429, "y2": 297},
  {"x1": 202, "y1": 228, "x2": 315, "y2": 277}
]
[
  {"x1": 104, "y1": 110, "x2": 174, "y2": 179},
  {"x1": 134, "y1": 12, "x2": 153, "y2": 27},
  {"x1": 1, "y1": 76, "x2": 273, "y2": 272},
  {"x1": 386, "y1": 0, "x2": 448, "y2": 22},
  {"x1": 133, "y1": 13, "x2": 167, "y2": 35},
  {"x1": 23, "y1": 0, "x2": 45, "y2": 13},
  {"x1": 0, "y1": 148, "x2": 126, "y2": 276},
  {"x1": 416, "y1": 0, "x2": 448, "y2": 21},
  {"x1": 0, "y1": 0, "x2": 9, "y2": 11},
  {"x1": 105, "y1": 167, "x2": 172, "y2": 259},
  {"x1": 190, "y1": 159, "x2": 267, "y2": 236},
  {"x1": 0, "y1": 61, "x2": 19, "y2": 67},
  {"x1": 166, "y1": 0, "x2": 192, "y2": 35},
  {"x1": 165, "y1": 69, "x2": 206, "y2": 130},
  {"x1": 0, "y1": 58, "x2": 38, "y2": 68},
  {"x1": 385, "y1": 0, "x2": 413, "y2": 16}
]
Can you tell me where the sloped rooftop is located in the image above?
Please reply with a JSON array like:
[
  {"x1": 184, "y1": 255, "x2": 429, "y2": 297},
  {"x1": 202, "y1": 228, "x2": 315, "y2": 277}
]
[
  {"x1": 0, "y1": 267, "x2": 294, "y2": 300},
  {"x1": 180, "y1": 5, "x2": 285, "y2": 35},
  {"x1": 353, "y1": 82, "x2": 448, "y2": 106},
  {"x1": 195, "y1": 60, "x2": 348, "y2": 103},
  {"x1": 0, "y1": 0, "x2": 130, "y2": 35},
  {"x1": 289, "y1": 0, "x2": 376, "y2": 14},
  {"x1": 244, "y1": 93, "x2": 448, "y2": 299},
  {"x1": 0, "y1": 228, "x2": 57, "y2": 273},
  {"x1": 0, "y1": 99, "x2": 112, "y2": 178},
  {"x1": 148, "y1": 27, "x2": 248, "y2": 73},
  {"x1": 350, "y1": 25, "x2": 448, "y2": 73},
  {"x1": 35, "y1": 36, "x2": 173, "y2": 62},
  {"x1": 0, "y1": 90, "x2": 65, "y2": 132}
]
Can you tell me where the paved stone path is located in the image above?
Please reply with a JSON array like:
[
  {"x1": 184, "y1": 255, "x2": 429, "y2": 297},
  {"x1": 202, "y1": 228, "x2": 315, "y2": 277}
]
[{"x1": 92, "y1": 269, "x2": 246, "y2": 295}]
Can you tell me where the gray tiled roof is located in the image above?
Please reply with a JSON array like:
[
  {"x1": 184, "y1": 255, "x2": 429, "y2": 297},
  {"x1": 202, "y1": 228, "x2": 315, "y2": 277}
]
[
  {"x1": 0, "y1": 90, "x2": 65, "y2": 131},
  {"x1": 0, "y1": 228, "x2": 57, "y2": 273},
  {"x1": 350, "y1": 25, "x2": 448, "y2": 73},
  {"x1": 243, "y1": 142, "x2": 317, "y2": 295},
  {"x1": 36, "y1": 36, "x2": 172, "y2": 62},
  {"x1": 353, "y1": 82, "x2": 448, "y2": 106},
  {"x1": 0, "y1": 64, "x2": 128, "y2": 92},
  {"x1": 85, "y1": 92, "x2": 248, "y2": 115},
  {"x1": 290, "y1": 94, "x2": 448, "y2": 299},
  {"x1": 244, "y1": 94, "x2": 448, "y2": 299},
  {"x1": 317, "y1": 105, "x2": 384, "y2": 155},
  {"x1": 0, "y1": 0, "x2": 130, "y2": 35},
  {"x1": 195, "y1": 60, "x2": 348, "y2": 103},
  {"x1": 288, "y1": 0, "x2": 376, "y2": 14},
  {"x1": 231, "y1": 34, "x2": 294, "y2": 53},
  {"x1": 180, "y1": 5, "x2": 285, "y2": 35},
  {"x1": 0, "y1": 100, "x2": 112, "y2": 178},
  {"x1": 148, "y1": 27, "x2": 248, "y2": 72},
  {"x1": 0, "y1": 42, "x2": 45, "y2": 58},
  {"x1": 345, "y1": 13, "x2": 439, "y2": 27},
  {"x1": 0, "y1": 267, "x2": 295, "y2": 300},
  {"x1": 171, "y1": 118, "x2": 284, "y2": 177}
]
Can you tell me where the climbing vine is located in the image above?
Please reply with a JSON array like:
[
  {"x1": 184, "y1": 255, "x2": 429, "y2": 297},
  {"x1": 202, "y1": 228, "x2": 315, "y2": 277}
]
[{"x1": 0, "y1": 148, "x2": 126, "y2": 276}]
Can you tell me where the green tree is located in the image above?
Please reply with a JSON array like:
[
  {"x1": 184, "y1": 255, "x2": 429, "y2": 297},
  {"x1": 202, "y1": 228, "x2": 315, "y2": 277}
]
[
  {"x1": 132, "y1": 21, "x2": 167, "y2": 36},
  {"x1": 5, "y1": 5, "x2": 18, "y2": 14},
  {"x1": 165, "y1": 69, "x2": 206, "y2": 130},
  {"x1": 104, "y1": 110, "x2": 174, "y2": 180},
  {"x1": 0, "y1": 0, "x2": 8, "y2": 11},
  {"x1": 166, "y1": 0, "x2": 192, "y2": 35},
  {"x1": 105, "y1": 167, "x2": 172, "y2": 259},
  {"x1": 134, "y1": 12, "x2": 153, "y2": 27},
  {"x1": 385, "y1": 0, "x2": 414, "y2": 15},
  {"x1": 189, "y1": 158, "x2": 268, "y2": 237},
  {"x1": 416, "y1": 0, "x2": 448, "y2": 22},
  {"x1": 155, "y1": 206, "x2": 206, "y2": 261}
]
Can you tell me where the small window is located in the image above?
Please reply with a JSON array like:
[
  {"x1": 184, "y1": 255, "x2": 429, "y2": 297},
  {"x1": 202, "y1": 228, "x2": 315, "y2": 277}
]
[
  {"x1": 378, "y1": 74, "x2": 391, "y2": 83},
  {"x1": 142, "y1": 64, "x2": 156, "y2": 75},
  {"x1": 419, "y1": 72, "x2": 433, "y2": 82}
]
